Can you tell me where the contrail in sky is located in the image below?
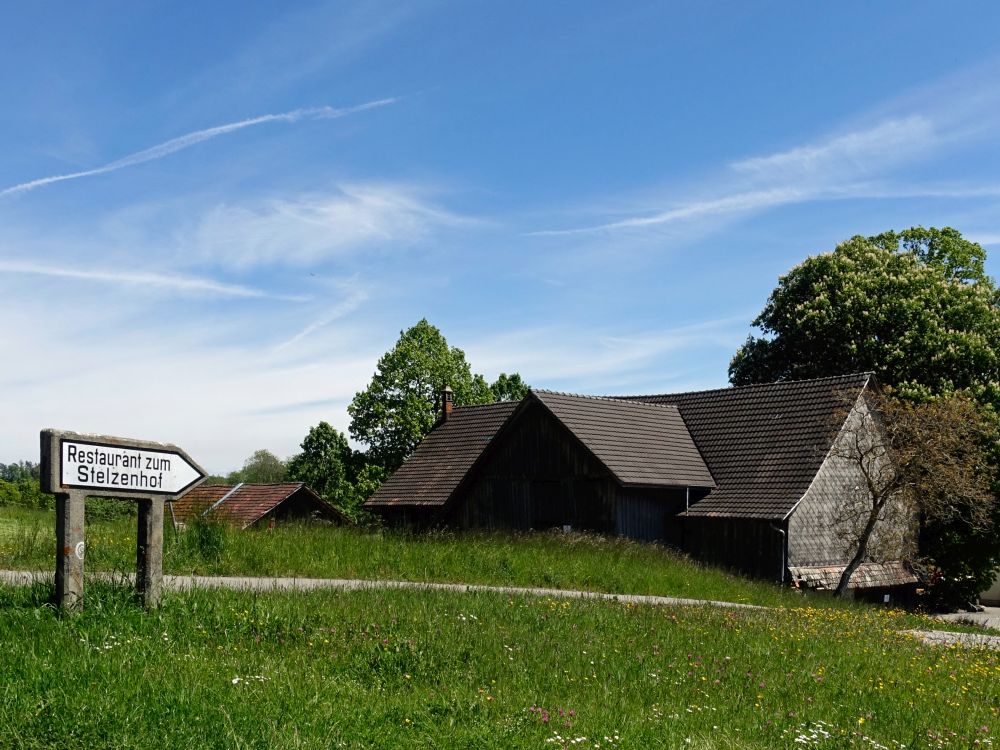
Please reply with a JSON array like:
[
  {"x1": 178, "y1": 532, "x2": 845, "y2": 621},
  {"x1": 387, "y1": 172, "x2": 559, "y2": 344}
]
[
  {"x1": 0, "y1": 98, "x2": 397, "y2": 198},
  {"x1": 0, "y1": 259, "x2": 308, "y2": 300}
]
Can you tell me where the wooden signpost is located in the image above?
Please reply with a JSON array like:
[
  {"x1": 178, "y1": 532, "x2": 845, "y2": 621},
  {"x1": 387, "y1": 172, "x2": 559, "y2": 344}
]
[{"x1": 40, "y1": 429, "x2": 207, "y2": 609}]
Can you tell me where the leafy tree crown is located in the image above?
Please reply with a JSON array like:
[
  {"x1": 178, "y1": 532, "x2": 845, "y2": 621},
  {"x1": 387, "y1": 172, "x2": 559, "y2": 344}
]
[
  {"x1": 729, "y1": 227, "x2": 1000, "y2": 405},
  {"x1": 348, "y1": 319, "x2": 493, "y2": 470}
]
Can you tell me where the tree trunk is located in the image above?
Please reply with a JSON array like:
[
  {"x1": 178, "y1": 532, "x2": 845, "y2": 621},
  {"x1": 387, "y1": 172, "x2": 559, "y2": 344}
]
[{"x1": 834, "y1": 502, "x2": 884, "y2": 598}]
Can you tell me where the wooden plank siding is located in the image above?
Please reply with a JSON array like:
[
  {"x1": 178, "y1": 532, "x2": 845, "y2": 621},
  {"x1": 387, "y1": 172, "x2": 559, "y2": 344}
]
[
  {"x1": 448, "y1": 401, "x2": 619, "y2": 532},
  {"x1": 615, "y1": 488, "x2": 687, "y2": 545},
  {"x1": 684, "y1": 517, "x2": 786, "y2": 580}
]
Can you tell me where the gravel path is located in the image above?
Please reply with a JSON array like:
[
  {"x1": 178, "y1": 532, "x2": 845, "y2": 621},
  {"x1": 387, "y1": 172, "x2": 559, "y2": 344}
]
[
  {"x1": 902, "y1": 628, "x2": 1000, "y2": 650},
  {"x1": 0, "y1": 569, "x2": 760, "y2": 610}
]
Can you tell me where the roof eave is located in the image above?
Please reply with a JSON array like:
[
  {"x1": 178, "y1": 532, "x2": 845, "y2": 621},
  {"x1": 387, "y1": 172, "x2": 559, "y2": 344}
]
[{"x1": 619, "y1": 479, "x2": 716, "y2": 490}]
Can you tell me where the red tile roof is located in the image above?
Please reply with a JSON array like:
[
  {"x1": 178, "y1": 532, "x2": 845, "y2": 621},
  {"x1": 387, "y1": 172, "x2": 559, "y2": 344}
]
[{"x1": 171, "y1": 482, "x2": 346, "y2": 529}]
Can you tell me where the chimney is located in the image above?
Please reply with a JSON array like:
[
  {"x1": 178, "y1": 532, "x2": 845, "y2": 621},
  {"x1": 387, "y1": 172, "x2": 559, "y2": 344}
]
[{"x1": 440, "y1": 385, "x2": 454, "y2": 422}]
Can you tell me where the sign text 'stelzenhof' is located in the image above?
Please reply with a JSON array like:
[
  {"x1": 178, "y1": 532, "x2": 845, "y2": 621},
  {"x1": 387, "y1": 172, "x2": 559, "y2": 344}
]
[{"x1": 60, "y1": 439, "x2": 204, "y2": 496}]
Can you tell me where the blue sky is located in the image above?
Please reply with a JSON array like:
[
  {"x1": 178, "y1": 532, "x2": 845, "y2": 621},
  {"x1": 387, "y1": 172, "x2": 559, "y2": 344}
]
[{"x1": 3, "y1": 2, "x2": 1000, "y2": 472}]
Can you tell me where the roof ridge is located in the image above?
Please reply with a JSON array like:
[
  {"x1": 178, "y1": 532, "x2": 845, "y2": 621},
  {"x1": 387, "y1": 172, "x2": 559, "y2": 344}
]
[
  {"x1": 234, "y1": 482, "x2": 304, "y2": 488},
  {"x1": 620, "y1": 371, "x2": 873, "y2": 400},
  {"x1": 452, "y1": 401, "x2": 519, "y2": 410},
  {"x1": 531, "y1": 388, "x2": 681, "y2": 410}
]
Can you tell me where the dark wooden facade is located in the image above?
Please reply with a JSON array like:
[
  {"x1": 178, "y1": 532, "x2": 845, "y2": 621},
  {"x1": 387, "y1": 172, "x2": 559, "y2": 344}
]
[
  {"x1": 684, "y1": 517, "x2": 786, "y2": 580},
  {"x1": 445, "y1": 401, "x2": 697, "y2": 543}
]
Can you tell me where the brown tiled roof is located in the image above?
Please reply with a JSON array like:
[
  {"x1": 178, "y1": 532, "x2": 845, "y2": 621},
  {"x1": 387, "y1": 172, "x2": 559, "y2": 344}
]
[
  {"x1": 171, "y1": 482, "x2": 345, "y2": 528},
  {"x1": 366, "y1": 402, "x2": 519, "y2": 507},
  {"x1": 788, "y1": 561, "x2": 917, "y2": 590},
  {"x1": 622, "y1": 373, "x2": 872, "y2": 519},
  {"x1": 532, "y1": 390, "x2": 714, "y2": 488},
  {"x1": 170, "y1": 484, "x2": 228, "y2": 521}
]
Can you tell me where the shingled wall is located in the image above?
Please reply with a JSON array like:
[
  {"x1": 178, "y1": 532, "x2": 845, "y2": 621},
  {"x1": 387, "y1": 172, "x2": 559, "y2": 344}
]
[{"x1": 788, "y1": 398, "x2": 914, "y2": 569}]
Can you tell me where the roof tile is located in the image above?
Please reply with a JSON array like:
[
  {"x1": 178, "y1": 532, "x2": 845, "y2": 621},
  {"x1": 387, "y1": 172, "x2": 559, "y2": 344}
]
[
  {"x1": 366, "y1": 402, "x2": 518, "y2": 507},
  {"x1": 620, "y1": 373, "x2": 871, "y2": 519},
  {"x1": 532, "y1": 390, "x2": 714, "y2": 487}
]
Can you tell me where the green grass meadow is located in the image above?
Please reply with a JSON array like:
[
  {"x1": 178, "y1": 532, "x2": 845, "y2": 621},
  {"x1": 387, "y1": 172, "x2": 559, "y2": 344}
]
[
  {"x1": 0, "y1": 581, "x2": 997, "y2": 749},
  {"x1": 1, "y1": 506, "x2": 998, "y2": 748}
]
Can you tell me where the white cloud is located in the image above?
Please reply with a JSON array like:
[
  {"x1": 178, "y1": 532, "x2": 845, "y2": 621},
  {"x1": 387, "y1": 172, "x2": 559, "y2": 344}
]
[
  {"x1": 730, "y1": 116, "x2": 936, "y2": 182},
  {"x1": 967, "y1": 232, "x2": 1000, "y2": 247},
  {"x1": 0, "y1": 258, "x2": 305, "y2": 299},
  {"x1": 530, "y1": 116, "x2": 944, "y2": 237},
  {"x1": 189, "y1": 184, "x2": 474, "y2": 268},
  {"x1": 529, "y1": 187, "x2": 807, "y2": 236},
  {"x1": 0, "y1": 289, "x2": 380, "y2": 472},
  {"x1": 0, "y1": 98, "x2": 396, "y2": 198},
  {"x1": 528, "y1": 62, "x2": 1000, "y2": 239}
]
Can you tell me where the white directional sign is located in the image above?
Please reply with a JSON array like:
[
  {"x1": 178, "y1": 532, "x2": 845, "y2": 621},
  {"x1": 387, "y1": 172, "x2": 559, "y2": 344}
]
[
  {"x1": 59, "y1": 438, "x2": 205, "y2": 496},
  {"x1": 41, "y1": 429, "x2": 206, "y2": 609}
]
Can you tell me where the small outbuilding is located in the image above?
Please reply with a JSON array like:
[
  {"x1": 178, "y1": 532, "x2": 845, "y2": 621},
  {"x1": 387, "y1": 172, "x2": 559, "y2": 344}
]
[{"x1": 170, "y1": 482, "x2": 347, "y2": 529}]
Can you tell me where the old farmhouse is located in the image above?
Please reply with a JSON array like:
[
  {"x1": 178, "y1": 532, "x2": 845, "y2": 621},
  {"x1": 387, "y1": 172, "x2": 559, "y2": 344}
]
[{"x1": 365, "y1": 373, "x2": 917, "y2": 595}]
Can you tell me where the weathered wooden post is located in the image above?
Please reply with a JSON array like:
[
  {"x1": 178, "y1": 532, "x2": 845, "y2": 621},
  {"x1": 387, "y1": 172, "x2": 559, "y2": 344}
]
[
  {"x1": 40, "y1": 429, "x2": 206, "y2": 610},
  {"x1": 136, "y1": 497, "x2": 165, "y2": 608},
  {"x1": 54, "y1": 491, "x2": 85, "y2": 609}
]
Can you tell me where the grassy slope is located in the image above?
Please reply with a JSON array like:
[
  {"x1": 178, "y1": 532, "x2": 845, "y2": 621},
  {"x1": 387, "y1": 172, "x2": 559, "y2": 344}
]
[
  {"x1": 4, "y1": 507, "x2": 825, "y2": 608},
  {"x1": 0, "y1": 582, "x2": 997, "y2": 749}
]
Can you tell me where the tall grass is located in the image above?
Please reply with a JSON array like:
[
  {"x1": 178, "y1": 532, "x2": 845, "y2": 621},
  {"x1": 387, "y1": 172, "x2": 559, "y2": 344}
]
[
  {"x1": 0, "y1": 508, "x2": 822, "y2": 607},
  {"x1": 0, "y1": 582, "x2": 995, "y2": 749}
]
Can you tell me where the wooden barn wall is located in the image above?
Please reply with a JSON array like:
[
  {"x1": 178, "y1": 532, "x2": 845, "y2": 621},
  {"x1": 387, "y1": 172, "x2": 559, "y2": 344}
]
[
  {"x1": 683, "y1": 517, "x2": 785, "y2": 580},
  {"x1": 371, "y1": 505, "x2": 438, "y2": 528},
  {"x1": 448, "y1": 402, "x2": 693, "y2": 543},
  {"x1": 615, "y1": 487, "x2": 688, "y2": 546},
  {"x1": 449, "y1": 402, "x2": 619, "y2": 533}
]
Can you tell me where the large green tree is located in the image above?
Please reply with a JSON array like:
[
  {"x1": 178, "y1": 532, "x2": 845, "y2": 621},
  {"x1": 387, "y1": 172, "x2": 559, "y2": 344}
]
[
  {"x1": 729, "y1": 227, "x2": 1000, "y2": 405},
  {"x1": 0, "y1": 461, "x2": 49, "y2": 510},
  {"x1": 348, "y1": 319, "x2": 494, "y2": 471},
  {"x1": 729, "y1": 227, "x2": 1000, "y2": 605}
]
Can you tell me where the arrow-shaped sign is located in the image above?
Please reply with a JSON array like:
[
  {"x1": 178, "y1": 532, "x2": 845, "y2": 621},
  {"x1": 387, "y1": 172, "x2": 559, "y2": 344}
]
[{"x1": 41, "y1": 430, "x2": 207, "y2": 499}]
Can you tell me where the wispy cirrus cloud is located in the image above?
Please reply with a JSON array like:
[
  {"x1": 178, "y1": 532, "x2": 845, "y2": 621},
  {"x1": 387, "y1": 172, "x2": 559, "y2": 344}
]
[
  {"x1": 0, "y1": 258, "x2": 305, "y2": 300},
  {"x1": 969, "y1": 233, "x2": 1000, "y2": 247},
  {"x1": 531, "y1": 60, "x2": 1000, "y2": 239},
  {"x1": 730, "y1": 116, "x2": 936, "y2": 181},
  {"x1": 529, "y1": 187, "x2": 808, "y2": 236},
  {"x1": 465, "y1": 315, "x2": 748, "y2": 391},
  {"x1": 190, "y1": 183, "x2": 478, "y2": 269},
  {"x1": 529, "y1": 181, "x2": 1000, "y2": 237},
  {"x1": 531, "y1": 117, "x2": 943, "y2": 237},
  {"x1": 0, "y1": 98, "x2": 397, "y2": 198}
]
